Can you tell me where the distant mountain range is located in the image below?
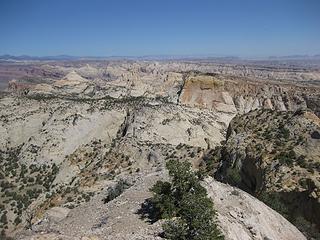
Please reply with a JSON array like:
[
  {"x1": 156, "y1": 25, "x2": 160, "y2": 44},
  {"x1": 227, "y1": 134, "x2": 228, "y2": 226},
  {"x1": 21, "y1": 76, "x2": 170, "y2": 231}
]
[
  {"x1": 0, "y1": 54, "x2": 241, "y2": 61},
  {"x1": 268, "y1": 54, "x2": 320, "y2": 60},
  {"x1": 0, "y1": 54, "x2": 319, "y2": 61},
  {"x1": 0, "y1": 54, "x2": 84, "y2": 61}
]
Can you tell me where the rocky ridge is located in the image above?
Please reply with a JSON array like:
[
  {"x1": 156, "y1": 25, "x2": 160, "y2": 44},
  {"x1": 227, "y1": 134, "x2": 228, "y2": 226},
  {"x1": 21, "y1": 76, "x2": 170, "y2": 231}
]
[
  {"x1": 16, "y1": 173, "x2": 306, "y2": 240},
  {"x1": 215, "y1": 109, "x2": 320, "y2": 238},
  {"x1": 1, "y1": 60, "x2": 319, "y2": 239}
]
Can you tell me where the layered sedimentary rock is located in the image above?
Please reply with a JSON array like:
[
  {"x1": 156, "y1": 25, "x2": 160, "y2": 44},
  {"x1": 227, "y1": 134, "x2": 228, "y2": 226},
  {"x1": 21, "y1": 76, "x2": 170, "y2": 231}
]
[{"x1": 179, "y1": 73, "x2": 320, "y2": 116}]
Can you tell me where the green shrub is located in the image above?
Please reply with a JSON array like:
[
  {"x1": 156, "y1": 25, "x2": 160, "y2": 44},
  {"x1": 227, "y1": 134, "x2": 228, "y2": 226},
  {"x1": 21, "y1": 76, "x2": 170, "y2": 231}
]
[
  {"x1": 14, "y1": 216, "x2": 21, "y2": 225},
  {"x1": 0, "y1": 213, "x2": 7, "y2": 225},
  {"x1": 226, "y1": 167, "x2": 241, "y2": 185},
  {"x1": 258, "y1": 192, "x2": 289, "y2": 218},
  {"x1": 150, "y1": 160, "x2": 223, "y2": 240},
  {"x1": 278, "y1": 125, "x2": 290, "y2": 139},
  {"x1": 162, "y1": 218, "x2": 188, "y2": 240},
  {"x1": 277, "y1": 150, "x2": 296, "y2": 166},
  {"x1": 293, "y1": 216, "x2": 320, "y2": 240},
  {"x1": 296, "y1": 155, "x2": 307, "y2": 168},
  {"x1": 103, "y1": 179, "x2": 132, "y2": 203},
  {"x1": 201, "y1": 147, "x2": 222, "y2": 176}
]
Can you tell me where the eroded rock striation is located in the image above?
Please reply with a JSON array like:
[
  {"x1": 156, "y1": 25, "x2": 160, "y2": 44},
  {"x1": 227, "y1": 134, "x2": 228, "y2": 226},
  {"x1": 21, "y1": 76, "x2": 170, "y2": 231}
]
[{"x1": 179, "y1": 73, "x2": 320, "y2": 116}]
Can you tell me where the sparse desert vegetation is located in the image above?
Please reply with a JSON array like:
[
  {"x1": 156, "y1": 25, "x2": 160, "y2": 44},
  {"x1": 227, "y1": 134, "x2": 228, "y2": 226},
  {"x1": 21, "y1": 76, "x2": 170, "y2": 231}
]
[
  {"x1": 148, "y1": 160, "x2": 223, "y2": 240},
  {"x1": 0, "y1": 59, "x2": 318, "y2": 239}
]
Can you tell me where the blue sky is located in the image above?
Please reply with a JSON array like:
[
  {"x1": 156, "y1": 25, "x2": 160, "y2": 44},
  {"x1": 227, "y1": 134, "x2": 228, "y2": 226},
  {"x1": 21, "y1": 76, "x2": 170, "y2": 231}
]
[{"x1": 0, "y1": 0, "x2": 319, "y2": 57}]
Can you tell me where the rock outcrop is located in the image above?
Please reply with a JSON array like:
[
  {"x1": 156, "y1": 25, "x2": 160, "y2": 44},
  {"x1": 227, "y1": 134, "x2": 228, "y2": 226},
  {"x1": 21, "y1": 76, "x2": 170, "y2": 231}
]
[
  {"x1": 204, "y1": 178, "x2": 306, "y2": 240},
  {"x1": 216, "y1": 109, "x2": 320, "y2": 238},
  {"x1": 179, "y1": 73, "x2": 320, "y2": 116},
  {"x1": 17, "y1": 173, "x2": 306, "y2": 240}
]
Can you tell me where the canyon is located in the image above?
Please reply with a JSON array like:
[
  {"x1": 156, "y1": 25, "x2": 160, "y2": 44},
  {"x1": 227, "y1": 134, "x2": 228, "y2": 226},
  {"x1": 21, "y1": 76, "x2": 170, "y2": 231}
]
[{"x1": 0, "y1": 59, "x2": 319, "y2": 239}]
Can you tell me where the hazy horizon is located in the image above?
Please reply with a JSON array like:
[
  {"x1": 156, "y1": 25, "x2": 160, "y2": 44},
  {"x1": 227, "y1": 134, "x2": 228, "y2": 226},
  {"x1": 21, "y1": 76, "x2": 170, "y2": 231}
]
[{"x1": 1, "y1": 53, "x2": 320, "y2": 60}]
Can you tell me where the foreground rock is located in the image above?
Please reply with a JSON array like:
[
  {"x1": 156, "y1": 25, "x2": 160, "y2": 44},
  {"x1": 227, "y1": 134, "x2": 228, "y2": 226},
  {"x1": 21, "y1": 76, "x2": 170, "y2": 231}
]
[
  {"x1": 17, "y1": 173, "x2": 305, "y2": 240},
  {"x1": 204, "y1": 178, "x2": 306, "y2": 240}
]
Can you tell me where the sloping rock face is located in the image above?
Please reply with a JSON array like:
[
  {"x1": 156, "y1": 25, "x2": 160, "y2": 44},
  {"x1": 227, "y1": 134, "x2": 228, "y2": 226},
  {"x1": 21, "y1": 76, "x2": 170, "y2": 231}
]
[
  {"x1": 0, "y1": 97, "x2": 126, "y2": 165},
  {"x1": 203, "y1": 178, "x2": 306, "y2": 240},
  {"x1": 179, "y1": 73, "x2": 320, "y2": 116},
  {"x1": 0, "y1": 94, "x2": 232, "y2": 237},
  {"x1": 216, "y1": 109, "x2": 320, "y2": 238},
  {"x1": 17, "y1": 173, "x2": 306, "y2": 240}
]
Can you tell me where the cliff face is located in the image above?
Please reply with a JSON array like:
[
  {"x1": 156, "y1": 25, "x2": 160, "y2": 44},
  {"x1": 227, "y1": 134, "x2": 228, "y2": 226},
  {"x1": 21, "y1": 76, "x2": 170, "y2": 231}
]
[
  {"x1": 215, "y1": 109, "x2": 320, "y2": 238},
  {"x1": 179, "y1": 74, "x2": 236, "y2": 113},
  {"x1": 179, "y1": 73, "x2": 320, "y2": 116}
]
